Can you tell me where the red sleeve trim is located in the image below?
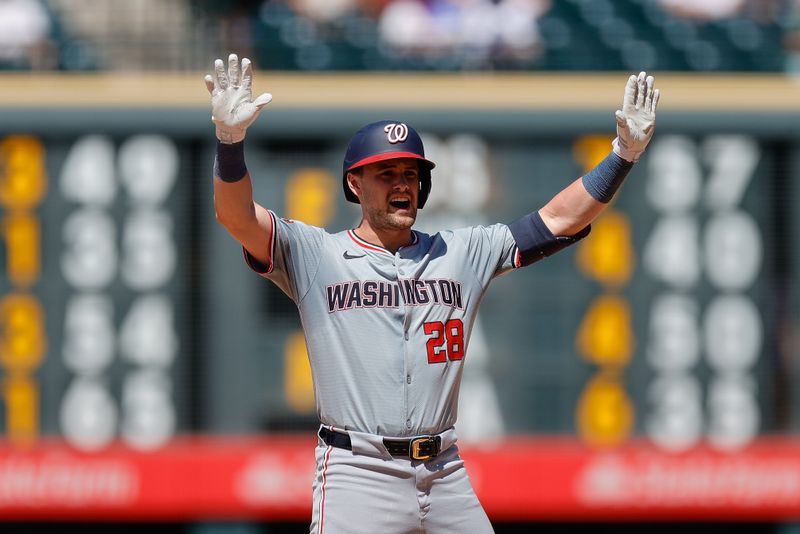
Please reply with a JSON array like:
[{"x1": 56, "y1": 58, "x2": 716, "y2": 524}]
[{"x1": 242, "y1": 210, "x2": 276, "y2": 274}]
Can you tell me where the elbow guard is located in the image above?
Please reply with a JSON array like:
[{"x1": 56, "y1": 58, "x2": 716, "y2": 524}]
[{"x1": 508, "y1": 211, "x2": 591, "y2": 267}]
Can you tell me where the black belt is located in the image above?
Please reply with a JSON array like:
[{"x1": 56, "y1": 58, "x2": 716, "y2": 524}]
[{"x1": 319, "y1": 427, "x2": 442, "y2": 461}]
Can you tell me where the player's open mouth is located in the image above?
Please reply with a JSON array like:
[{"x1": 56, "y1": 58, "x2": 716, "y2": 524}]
[{"x1": 389, "y1": 199, "x2": 411, "y2": 210}]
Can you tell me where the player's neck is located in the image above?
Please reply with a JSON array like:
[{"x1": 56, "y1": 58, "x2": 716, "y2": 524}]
[{"x1": 354, "y1": 223, "x2": 413, "y2": 253}]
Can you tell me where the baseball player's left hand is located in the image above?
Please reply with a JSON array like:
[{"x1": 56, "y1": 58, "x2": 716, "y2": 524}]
[
  {"x1": 204, "y1": 53, "x2": 273, "y2": 144},
  {"x1": 613, "y1": 71, "x2": 660, "y2": 162}
]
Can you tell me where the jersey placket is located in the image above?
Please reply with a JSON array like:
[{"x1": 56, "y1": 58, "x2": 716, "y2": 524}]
[
  {"x1": 395, "y1": 249, "x2": 414, "y2": 433},
  {"x1": 394, "y1": 235, "x2": 422, "y2": 434}
]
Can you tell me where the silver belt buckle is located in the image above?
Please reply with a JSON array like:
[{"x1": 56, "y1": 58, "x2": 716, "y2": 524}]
[{"x1": 410, "y1": 436, "x2": 437, "y2": 460}]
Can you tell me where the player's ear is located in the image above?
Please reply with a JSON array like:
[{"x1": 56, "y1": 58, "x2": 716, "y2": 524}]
[{"x1": 346, "y1": 171, "x2": 361, "y2": 201}]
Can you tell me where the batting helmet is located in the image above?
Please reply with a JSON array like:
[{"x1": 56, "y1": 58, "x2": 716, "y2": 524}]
[{"x1": 342, "y1": 120, "x2": 436, "y2": 208}]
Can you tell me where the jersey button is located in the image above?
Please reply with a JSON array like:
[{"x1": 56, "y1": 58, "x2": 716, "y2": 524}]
[
  {"x1": 404, "y1": 331, "x2": 409, "y2": 341},
  {"x1": 406, "y1": 374, "x2": 411, "y2": 384},
  {"x1": 406, "y1": 419, "x2": 411, "y2": 429}
]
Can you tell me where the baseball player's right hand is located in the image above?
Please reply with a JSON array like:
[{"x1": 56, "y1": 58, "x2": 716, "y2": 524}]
[
  {"x1": 613, "y1": 71, "x2": 660, "y2": 163},
  {"x1": 204, "y1": 54, "x2": 273, "y2": 144}
]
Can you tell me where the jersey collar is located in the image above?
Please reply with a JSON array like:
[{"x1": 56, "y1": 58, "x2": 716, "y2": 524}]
[{"x1": 347, "y1": 229, "x2": 419, "y2": 255}]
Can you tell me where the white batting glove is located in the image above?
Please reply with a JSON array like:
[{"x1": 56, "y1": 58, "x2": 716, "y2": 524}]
[
  {"x1": 613, "y1": 71, "x2": 660, "y2": 163},
  {"x1": 204, "y1": 54, "x2": 273, "y2": 144}
]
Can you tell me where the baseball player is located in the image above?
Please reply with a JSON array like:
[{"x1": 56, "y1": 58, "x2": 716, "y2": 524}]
[{"x1": 205, "y1": 54, "x2": 659, "y2": 534}]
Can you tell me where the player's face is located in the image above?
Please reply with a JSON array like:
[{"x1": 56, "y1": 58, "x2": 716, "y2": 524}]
[{"x1": 355, "y1": 158, "x2": 420, "y2": 231}]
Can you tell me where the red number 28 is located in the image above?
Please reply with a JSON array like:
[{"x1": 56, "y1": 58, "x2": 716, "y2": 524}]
[{"x1": 423, "y1": 319, "x2": 464, "y2": 364}]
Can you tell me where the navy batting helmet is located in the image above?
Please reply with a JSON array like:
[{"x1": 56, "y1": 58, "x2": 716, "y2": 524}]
[{"x1": 342, "y1": 120, "x2": 436, "y2": 208}]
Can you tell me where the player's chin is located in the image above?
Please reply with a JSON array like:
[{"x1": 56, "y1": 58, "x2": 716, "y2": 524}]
[{"x1": 387, "y1": 211, "x2": 416, "y2": 229}]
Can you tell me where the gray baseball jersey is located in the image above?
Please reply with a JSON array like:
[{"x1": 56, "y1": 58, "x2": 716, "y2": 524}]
[{"x1": 246, "y1": 210, "x2": 522, "y2": 438}]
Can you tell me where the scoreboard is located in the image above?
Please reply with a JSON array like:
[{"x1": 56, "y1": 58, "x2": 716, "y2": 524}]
[
  {"x1": 0, "y1": 133, "x2": 193, "y2": 451},
  {"x1": 0, "y1": 73, "x2": 799, "y2": 520}
]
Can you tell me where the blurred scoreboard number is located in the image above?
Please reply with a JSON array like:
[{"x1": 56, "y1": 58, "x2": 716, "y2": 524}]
[
  {"x1": 0, "y1": 136, "x2": 47, "y2": 446},
  {"x1": 642, "y1": 135, "x2": 763, "y2": 451},
  {"x1": 58, "y1": 134, "x2": 180, "y2": 451},
  {"x1": 574, "y1": 135, "x2": 636, "y2": 447},
  {"x1": 0, "y1": 133, "x2": 182, "y2": 451}
]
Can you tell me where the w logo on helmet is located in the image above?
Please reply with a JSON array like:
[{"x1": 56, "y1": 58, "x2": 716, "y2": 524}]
[{"x1": 383, "y1": 123, "x2": 409, "y2": 144}]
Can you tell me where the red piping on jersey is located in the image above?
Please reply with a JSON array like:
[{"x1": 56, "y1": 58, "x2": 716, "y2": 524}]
[
  {"x1": 266, "y1": 210, "x2": 276, "y2": 273},
  {"x1": 318, "y1": 445, "x2": 333, "y2": 534},
  {"x1": 347, "y1": 230, "x2": 391, "y2": 254},
  {"x1": 347, "y1": 229, "x2": 387, "y2": 253},
  {"x1": 241, "y1": 211, "x2": 276, "y2": 274},
  {"x1": 347, "y1": 229, "x2": 419, "y2": 254}
]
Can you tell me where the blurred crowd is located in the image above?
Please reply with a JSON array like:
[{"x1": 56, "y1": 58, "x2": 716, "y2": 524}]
[
  {"x1": 0, "y1": 0, "x2": 52, "y2": 68},
  {"x1": 0, "y1": 0, "x2": 796, "y2": 71}
]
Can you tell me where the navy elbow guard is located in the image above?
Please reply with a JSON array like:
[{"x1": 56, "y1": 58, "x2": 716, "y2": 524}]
[
  {"x1": 581, "y1": 151, "x2": 634, "y2": 203},
  {"x1": 508, "y1": 211, "x2": 590, "y2": 267}
]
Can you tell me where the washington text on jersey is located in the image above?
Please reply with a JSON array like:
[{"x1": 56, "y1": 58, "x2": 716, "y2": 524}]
[{"x1": 326, "y1": 278, "x2": 464, "y2": 313}]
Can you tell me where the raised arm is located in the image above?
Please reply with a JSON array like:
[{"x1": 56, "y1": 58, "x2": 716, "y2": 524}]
[
  {"x1": 205, "y1": 54, "x2": 274, "y2": 266},
  {"x1": 509, "y1": 72, "x2": 659, "y2": 266},
  {"x1": 540, "y1": 71, "x2": 660, "y2": 236}
]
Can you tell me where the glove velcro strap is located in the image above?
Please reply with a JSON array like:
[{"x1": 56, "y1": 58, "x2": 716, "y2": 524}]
[
  {"x1": 214, "y1": 140, "x2": 247, "y2": 183},
  {"x1": 612, "y1": 136, "x2": 644, "y2": 163}
]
